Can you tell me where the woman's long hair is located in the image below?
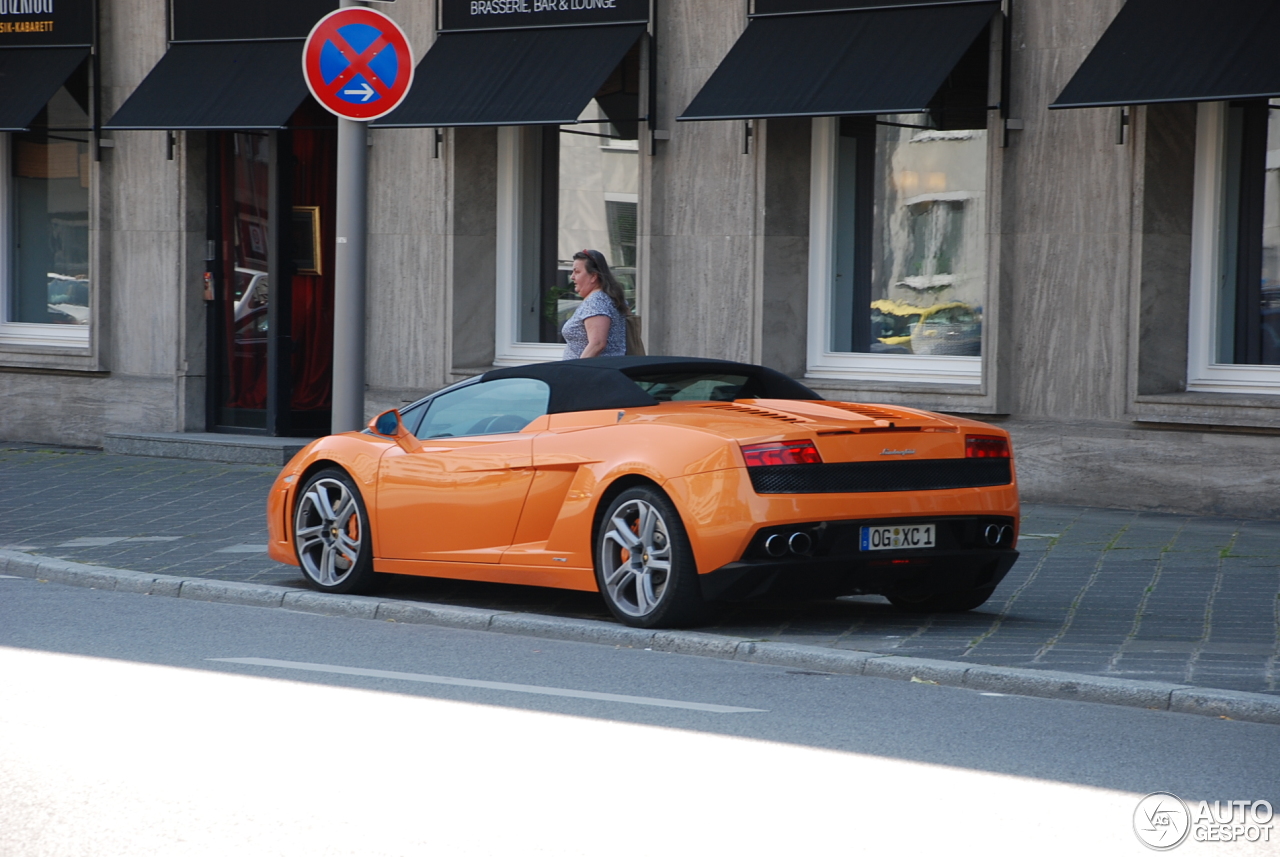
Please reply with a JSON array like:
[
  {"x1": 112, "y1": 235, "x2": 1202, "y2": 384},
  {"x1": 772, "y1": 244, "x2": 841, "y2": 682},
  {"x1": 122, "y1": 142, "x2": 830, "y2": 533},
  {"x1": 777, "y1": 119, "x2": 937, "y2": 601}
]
[{"x1": 574, "y1": 249, "x2": 629, "y2": 315}]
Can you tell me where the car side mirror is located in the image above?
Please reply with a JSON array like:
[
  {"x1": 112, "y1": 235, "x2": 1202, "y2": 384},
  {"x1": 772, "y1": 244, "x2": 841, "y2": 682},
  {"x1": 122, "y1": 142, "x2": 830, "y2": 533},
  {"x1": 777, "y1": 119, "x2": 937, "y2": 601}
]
[
  {"x1": 372, "y1": 410, "x2": 400, "y2": 437},
  {"x1": 368, "y1": 409, "x2": 421, "y2": 453}
]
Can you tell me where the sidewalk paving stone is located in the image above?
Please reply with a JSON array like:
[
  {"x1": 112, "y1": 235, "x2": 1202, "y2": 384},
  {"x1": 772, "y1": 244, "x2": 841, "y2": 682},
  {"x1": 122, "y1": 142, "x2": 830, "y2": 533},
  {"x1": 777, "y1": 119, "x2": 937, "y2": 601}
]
[{"x1": 2, "y1": 442, "x2": 1279, "y2": 697}]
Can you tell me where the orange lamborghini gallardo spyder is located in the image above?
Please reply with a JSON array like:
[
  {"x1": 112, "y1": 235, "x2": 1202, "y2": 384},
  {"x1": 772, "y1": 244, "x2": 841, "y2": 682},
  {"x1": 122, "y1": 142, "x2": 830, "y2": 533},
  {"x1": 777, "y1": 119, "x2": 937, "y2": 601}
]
[{"x1": 267, "y1": 357, "x2": 1019, "y2": 628}]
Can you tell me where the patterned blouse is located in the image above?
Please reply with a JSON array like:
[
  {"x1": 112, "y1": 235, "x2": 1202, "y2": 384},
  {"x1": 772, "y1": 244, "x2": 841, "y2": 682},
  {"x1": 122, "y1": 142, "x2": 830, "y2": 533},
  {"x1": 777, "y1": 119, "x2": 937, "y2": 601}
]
[{"x1": 561, "y1": 290, "x2": 627, "y2": 359}]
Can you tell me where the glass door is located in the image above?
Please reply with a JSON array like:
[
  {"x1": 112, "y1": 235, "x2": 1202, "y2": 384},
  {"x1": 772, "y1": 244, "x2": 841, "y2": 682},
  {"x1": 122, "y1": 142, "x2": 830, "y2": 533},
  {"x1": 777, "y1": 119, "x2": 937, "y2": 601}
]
[{"x1": 208, "y1": 106, "x2": 336, "y2": 435}]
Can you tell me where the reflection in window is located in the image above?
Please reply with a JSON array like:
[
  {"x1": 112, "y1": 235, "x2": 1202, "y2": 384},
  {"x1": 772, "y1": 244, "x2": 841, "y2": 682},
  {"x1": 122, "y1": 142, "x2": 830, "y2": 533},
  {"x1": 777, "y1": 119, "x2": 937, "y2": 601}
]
[
  {"x1": 9, "y1": 60, "x2": 91, "y2": 328},
  {"x1": 515, "y1": 42, "x2": 640, "y2": 345},
  {"x1": 1216, "y1": 99, "x2": 1280, "y2": 365},
  {"x1": 217, "y1": 132, "x2": 271, "y2": 420},
  {"x1": 828, "y1": 118, "x2": 987, "y2": 357}
]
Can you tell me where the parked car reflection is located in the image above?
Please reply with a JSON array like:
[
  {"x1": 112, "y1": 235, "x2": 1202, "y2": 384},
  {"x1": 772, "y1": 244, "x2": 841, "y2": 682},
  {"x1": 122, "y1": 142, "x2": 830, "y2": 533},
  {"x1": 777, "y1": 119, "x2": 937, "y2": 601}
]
[
  {"x1": 46, "y1": 273, "x2": 90, "y2": 325},
  {"x1": 871, "y1": 299, "x2": 982, "y2": 356},
  {"x1": 233, "y1": 268, "x2": 268, "y2": 322}
]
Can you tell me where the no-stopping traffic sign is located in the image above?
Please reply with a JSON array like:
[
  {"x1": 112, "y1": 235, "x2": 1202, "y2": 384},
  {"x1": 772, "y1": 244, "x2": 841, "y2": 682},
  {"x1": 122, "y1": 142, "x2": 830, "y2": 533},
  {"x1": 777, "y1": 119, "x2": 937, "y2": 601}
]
[{"x1": 303, "y1": 7, "x2": 414, "y2": 122}]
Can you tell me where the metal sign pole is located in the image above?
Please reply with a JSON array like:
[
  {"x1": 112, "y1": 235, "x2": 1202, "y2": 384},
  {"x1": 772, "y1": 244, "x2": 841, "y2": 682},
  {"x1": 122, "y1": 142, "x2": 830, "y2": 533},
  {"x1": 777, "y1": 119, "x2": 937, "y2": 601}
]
[
  {"x1": 331, "y1": 0, "x2": 370, "y2": 433},
  {"x1": 332, "y1": 115, "x2": 368, "y2": 433},
  {"x1": 305, "y1": 1, "x2": 410, "y2": 433}
]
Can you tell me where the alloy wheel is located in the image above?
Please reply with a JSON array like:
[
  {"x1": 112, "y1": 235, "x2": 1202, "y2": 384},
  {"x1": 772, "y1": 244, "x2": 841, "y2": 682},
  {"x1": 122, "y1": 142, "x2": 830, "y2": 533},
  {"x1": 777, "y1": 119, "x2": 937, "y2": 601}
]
[
  {"x1": 294, "y1": 477, "x2": 363, "y2": 588},
  {"x1": 600, "y1": 498, "x2": 673, "y2": 617}
]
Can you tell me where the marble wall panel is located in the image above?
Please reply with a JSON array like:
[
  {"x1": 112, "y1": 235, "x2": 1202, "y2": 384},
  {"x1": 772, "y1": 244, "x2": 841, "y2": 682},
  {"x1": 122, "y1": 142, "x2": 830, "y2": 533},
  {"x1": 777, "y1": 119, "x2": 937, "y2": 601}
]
[
  {"x1": 0, "y1": 372, "x2": 104, "y2": 445},
  {"x1": 761, "y1": 234, "x2": 808, "y2": 377},
  {"x1": 1133, "y1": 104, "x2": 1196, "y2": 399},
  {"x1": 449, "y1": 127, "x2": 498, "y2": 374},
  {"x1": 660, "y1": 0, "x2": 748, "y2": 119},
  {"x1": 0, "y1": 372, "x2": 174, "y2": 446},
  {"x1": 381, "y1": 0, "x2": 436, "y2": 55},
  {"x1": 100, "y1": 0, "x2": 168, "y2": 117},
  {"x1": 95, "y1": 0, "x2": 186, "y2": 398},
  {"x1": 760, "y1": 118, "x2": 811, "y2": 378},
  {"x1": 1009, "y1": 418, "x2": 1280, "y2": 519},
  {"x1": 999, "y1": 0, "x2": 1135, "y2": 422},
  {"x1": 1006, "y1": 230, "x2": 1129, "y2": 418},
  {"x1": 647, "y1": 233, "x2": 758, "y2": 361},
  {"x1": 104, "y1": 130, "x2": 183, "y2": 236},
  {"x1": 369, "y1": 129, "x2": 448, "y2": 240},
  {"x1": 647, "y1": 0, "x2": 761, "y2": 364},
  {"x1": 365, "y1": 231, "x2": 449, "y2": 394},
  {"x1": 102, "y1": 374, "x2": 181, "y2": 435},
  {"x1": 107, "y1": 228, "x2": 183, "y2": 378},
  {"x1": 1016, "y1": 0, "x2": 1124, "y2": 53},
  {"x1": 366, "y1": 0, "x2": 447, "y2": 399}
]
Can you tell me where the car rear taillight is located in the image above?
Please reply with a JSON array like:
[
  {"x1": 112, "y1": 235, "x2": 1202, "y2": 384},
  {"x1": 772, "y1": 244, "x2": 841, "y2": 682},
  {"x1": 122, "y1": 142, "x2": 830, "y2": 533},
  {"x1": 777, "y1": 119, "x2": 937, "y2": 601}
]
[
  {"x1": 741, "y1": 440, "x2": 823, "y2": 467},
  {"x1": 966, "y1": 435, "x2": 1011, "y2": 459}
]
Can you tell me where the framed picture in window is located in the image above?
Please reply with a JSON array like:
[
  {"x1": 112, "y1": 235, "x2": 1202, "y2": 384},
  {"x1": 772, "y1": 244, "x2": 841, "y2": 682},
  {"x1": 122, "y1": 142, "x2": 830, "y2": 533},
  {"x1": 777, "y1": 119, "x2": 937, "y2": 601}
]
[{"x1": 291, "y1": 206, "x2": 322, "y2": 276}]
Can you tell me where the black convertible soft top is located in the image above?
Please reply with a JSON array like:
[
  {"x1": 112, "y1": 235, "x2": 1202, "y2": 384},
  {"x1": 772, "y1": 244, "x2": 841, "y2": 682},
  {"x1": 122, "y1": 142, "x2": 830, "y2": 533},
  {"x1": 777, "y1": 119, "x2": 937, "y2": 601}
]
[{"x1": 482, "y1": 356, "x2": 821, "y2": 415}]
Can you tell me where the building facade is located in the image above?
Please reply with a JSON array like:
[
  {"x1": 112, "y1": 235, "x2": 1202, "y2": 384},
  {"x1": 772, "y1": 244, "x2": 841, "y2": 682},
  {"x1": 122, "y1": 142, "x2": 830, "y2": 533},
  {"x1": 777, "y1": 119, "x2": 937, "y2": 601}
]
[{"x1": 1, "y1": 0, "x2": 1278, "y2": 518}]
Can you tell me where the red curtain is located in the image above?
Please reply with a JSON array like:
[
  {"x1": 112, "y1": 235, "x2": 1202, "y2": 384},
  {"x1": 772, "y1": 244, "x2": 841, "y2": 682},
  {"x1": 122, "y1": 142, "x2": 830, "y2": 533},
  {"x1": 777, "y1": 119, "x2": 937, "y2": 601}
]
[
  {"x1": 289, "y1": 115, "x2": 336, "y2": 411},
  {"x1": 215, "y1": 110, "x2": 336, "y2": 416}
]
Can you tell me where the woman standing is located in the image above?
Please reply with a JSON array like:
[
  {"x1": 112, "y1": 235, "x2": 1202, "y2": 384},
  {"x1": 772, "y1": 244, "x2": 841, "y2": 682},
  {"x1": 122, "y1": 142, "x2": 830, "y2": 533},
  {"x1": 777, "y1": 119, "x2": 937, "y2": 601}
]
[{"x1": 561, "y1": 249, "x2": 628, "y2": 359}]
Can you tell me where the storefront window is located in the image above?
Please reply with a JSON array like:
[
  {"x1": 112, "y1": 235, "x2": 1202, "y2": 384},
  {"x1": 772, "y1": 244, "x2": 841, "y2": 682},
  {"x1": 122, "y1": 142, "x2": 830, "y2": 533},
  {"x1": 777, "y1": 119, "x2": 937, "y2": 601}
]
[
  {"x1": 819, "y1": 115, "x2": 987, "y2": 374},
  {"x1": 498, "y1": 45, "x2": 640, "y2": 361},
  {"x1": 1216, "y1": 100, "x2": 1280, "y2": 365},
  {"x1": 1188, "y1": 101, "x2": 1280, "y2": 393},
  {"x1": 1, "y1": 60, "x2": 91, "y2": 345}
]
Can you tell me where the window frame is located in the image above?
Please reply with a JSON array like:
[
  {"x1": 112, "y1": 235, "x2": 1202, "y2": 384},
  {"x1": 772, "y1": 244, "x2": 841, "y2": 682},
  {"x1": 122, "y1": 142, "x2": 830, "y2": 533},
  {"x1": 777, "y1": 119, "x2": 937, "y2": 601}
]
[
  {"x1": 496, "y1": 125, "x2": 561, "y2": 366},
  {"x1": 496, "y1": 114, "x2": 642, "y2": 367},
  {"x1": 0, "y1": 131, "x2": 91, "y2": 349},
  {"x1": 1187, "y1": 101, "x2": 1280, "y2": 394},
  {"x1": 805, "y1": 115, "x2": 984, "y2": 387}
]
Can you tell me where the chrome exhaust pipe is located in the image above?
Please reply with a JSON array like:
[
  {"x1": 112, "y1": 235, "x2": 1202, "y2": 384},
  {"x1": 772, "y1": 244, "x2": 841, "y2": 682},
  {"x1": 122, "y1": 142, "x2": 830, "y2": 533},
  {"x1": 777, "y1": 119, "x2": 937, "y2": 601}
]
[
  {"x1": 984, "y1": 524, "x2": 1015, "y2": 547},
  {"x1": 764, "y1": 533, "x2": 789, "y2": 557},
  {"x1": 788, "y1": 531, "x2": 813, "y2": 556}
]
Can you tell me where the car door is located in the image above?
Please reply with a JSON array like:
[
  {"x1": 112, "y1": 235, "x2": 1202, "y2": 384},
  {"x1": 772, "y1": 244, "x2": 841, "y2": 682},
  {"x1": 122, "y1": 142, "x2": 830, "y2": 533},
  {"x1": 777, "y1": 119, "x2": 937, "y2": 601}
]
[{"x1": 376, "y1": 378, "x2": 550, "y2": 563}]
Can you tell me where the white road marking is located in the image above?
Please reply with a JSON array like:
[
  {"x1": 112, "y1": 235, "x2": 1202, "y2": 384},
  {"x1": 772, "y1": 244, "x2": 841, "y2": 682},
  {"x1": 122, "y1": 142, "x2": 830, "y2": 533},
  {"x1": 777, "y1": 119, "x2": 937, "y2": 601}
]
[
  {"x1": 1019, "y1": 533, "x2": 1061, "y2": 539},
  {"x1": 0, "y1": 545, "x2": 42, "y2": 551},
  {"x1": 56, "y1": 536, "x2": 182, "y2": 547},
  {"x1": 209, "y1": 657, "x2": 766, "y2": 714},
  {"x1": 214, "y1": 544, "x2": 268, "y2": 553},
  {"x1": 0, "y1": 575, "x2": 22, "y2": 579}
]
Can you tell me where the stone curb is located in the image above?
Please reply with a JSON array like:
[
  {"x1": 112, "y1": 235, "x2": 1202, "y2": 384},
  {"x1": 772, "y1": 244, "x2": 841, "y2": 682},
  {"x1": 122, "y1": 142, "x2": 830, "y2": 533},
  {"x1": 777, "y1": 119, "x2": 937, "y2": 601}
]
[{"x1": 4, "y1": 549, "x2": 1279, "y2": 726}]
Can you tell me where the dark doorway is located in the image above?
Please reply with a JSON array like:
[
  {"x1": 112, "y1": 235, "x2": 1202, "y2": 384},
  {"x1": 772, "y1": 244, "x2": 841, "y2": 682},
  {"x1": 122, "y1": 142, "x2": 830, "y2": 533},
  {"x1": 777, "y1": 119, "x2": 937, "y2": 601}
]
[{"x1": 207, "y1": 103, "x2": 337, "y2": 436}]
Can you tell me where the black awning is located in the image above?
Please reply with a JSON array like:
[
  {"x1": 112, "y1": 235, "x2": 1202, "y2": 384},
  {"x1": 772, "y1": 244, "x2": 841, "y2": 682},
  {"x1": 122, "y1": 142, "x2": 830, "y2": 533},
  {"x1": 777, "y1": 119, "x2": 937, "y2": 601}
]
[
  {"x1": 677, "y1": 2, "x2": 998, "y2": 122},
  {"x1": 0, "y1": 48, "x2": 90, "y2": 131},
  {"x1": 105, "y1": 41, "x2": 310, "y2": 130},
  {"x1": 1052, "y1": 0, "x2": 1280, "y2": 109},
  {"x1": 372, "y1": 24, "x2": 646, "y2": 128}
]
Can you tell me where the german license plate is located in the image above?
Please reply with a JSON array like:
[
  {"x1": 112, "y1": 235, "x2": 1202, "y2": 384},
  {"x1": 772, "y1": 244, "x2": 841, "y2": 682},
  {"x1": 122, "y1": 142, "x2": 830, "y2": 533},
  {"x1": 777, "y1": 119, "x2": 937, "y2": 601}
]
[{"x1": 860, "y1": 524, "x2": 935, "y2": 551}]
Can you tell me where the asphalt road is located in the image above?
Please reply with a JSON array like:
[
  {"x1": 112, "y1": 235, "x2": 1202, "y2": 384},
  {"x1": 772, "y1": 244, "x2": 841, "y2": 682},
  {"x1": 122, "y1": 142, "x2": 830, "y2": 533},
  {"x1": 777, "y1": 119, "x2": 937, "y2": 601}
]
[
  {"x1": 4, "y1": 444, "x2": 1279, "y2": 697},
  {"x1": 1, "y1": 576, "x2": 1277, "y2": 856}
]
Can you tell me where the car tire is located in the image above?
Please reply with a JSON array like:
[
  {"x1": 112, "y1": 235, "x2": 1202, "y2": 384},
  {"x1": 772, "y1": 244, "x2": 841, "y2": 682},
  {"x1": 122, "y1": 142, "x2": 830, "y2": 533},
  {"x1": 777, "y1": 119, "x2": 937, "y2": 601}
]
[
  {"x1": 595, "y1": 486, "x2": 707, "y2": 629},
  {"x1": 293, "y1": 468, "x2": 377, "y2": 595},
  {"x1": 887, "y1": 585, "x2": 997, "y2": 614}
]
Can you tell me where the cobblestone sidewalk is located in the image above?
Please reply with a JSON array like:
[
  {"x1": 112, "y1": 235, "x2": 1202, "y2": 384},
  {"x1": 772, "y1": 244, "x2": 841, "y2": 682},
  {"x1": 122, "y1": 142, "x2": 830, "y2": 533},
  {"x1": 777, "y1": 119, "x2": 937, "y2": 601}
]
[{"x1": 2, "y1": 442, "x2": 1277, "y2": 696}]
